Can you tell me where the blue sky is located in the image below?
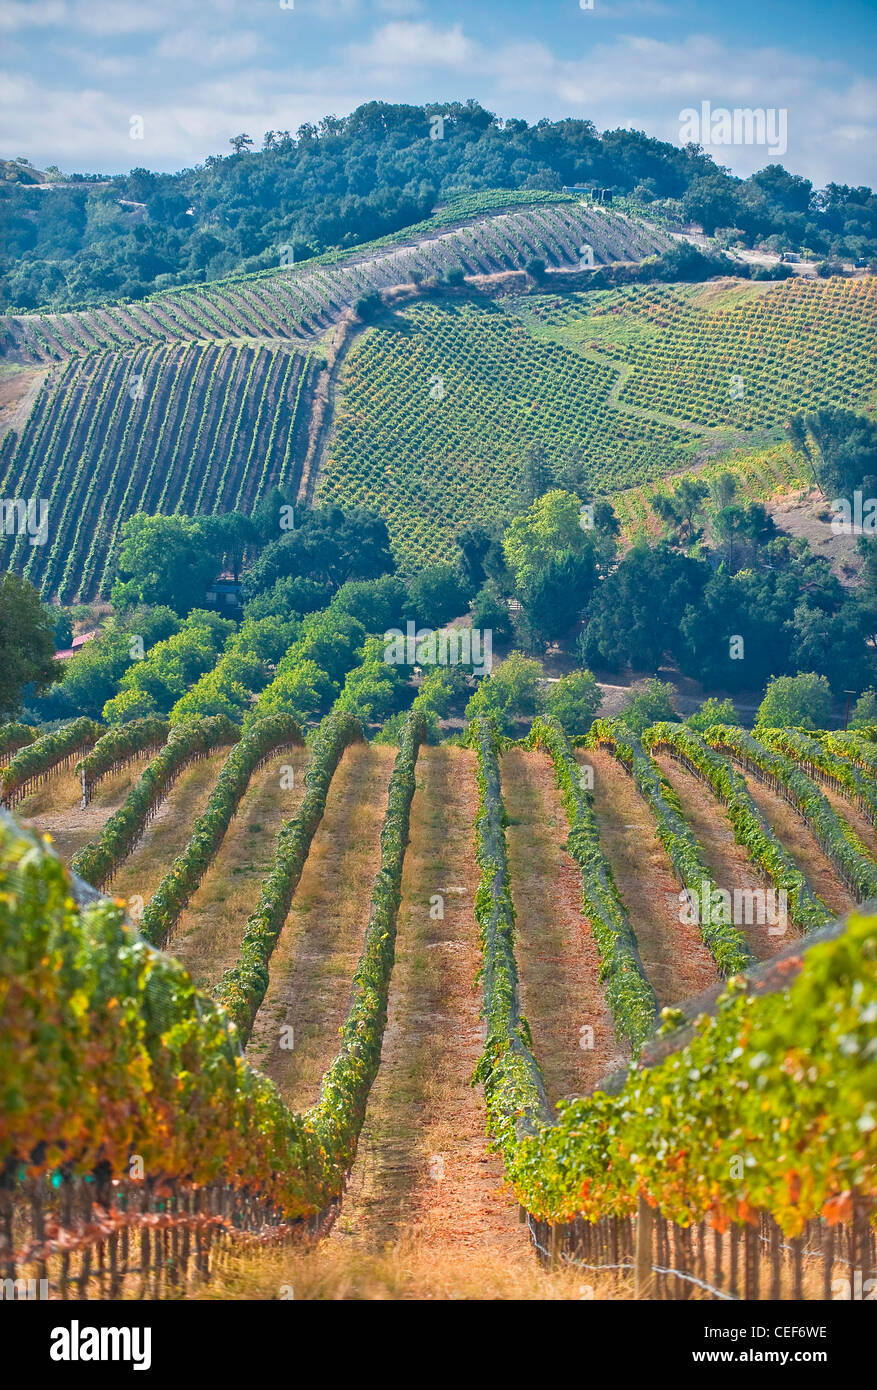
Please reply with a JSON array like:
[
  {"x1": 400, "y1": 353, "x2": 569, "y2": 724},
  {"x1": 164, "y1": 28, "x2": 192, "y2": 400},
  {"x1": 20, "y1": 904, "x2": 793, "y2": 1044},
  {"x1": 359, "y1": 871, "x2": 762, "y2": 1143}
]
[{"x1": 1, "y1": 0, "x2": 875, "y2": 185}]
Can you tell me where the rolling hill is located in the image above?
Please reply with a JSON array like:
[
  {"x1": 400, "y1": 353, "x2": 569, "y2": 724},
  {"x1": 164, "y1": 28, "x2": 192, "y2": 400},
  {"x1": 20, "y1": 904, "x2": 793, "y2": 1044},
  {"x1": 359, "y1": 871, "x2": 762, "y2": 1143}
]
[{"x1": 1, "y1": 189, "x2": 875, "y2": 594}]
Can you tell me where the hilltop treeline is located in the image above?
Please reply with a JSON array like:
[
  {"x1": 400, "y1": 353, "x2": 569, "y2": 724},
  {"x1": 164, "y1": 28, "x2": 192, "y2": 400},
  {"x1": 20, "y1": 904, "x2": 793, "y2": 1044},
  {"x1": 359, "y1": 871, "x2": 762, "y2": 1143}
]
[{"x1": 3, "y1": 100, "x2": 876, "y2": 309}]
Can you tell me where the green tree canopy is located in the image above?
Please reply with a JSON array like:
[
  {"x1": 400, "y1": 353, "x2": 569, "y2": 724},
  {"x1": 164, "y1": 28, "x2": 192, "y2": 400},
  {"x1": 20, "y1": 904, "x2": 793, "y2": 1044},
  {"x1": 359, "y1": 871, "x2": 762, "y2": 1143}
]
[
  {"x1": 243, "y1": 504, "x2": 394, "y2": 598},
  {"x1": 111, "y1": 513, "x2": 219, "y2": 616},
  {"x1": 756, "y1": 673, "x2": 833, "y2": 730},
  {"x1": 582, "y1": 542, "x2": 706, "y2": 673},
  {"x1": 407, "y1": 564, "x2": 471, "y2": 629},
  {"x1": 0, "y1": 573, "x2": 60, "y2": 719},
  {"x1": 464, "y1": 651, "x2": 544, "y2": 735},
  {"x1": 545, "y1": 669, "x2": 602, "y2": 734},
  {"x1": 503, "y1": 489, "x2": 593, "y2": 588},
  {"x1": 621, "y1": 678, "x2": 678, "y2": 734},
  {"x1": 685, "y1": 696, "x2": 740, "y2": 731},
  {"x1": 850, "y1": 689, "x2": 877, "y2": 729}
]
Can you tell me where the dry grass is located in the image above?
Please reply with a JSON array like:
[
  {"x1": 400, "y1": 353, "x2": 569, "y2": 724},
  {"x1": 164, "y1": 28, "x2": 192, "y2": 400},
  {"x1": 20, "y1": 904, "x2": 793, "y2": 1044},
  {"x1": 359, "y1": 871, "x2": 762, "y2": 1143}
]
[
  {"x1": 739, "y1": 770, "x2": 856, "y2": 918},
  {"x1": 19, "y1": 763, "x2": 145, "y2": 864},
  {"x1": 205, "y1": 745, "x2": 632, "y2": 1300},
  {"x1": 322, "y1": 746, "x2": 524, "y2": 1259},
  {"x1": 107, "y1": 750, "x2": 230, "y2": 905},
  {"x1": 584, "y1": 749, "x2": 720, "y2": 1005},
  {"x1": 501, "y1": 748, "x2": 627, "y2": 1102},
  {"x1": 817, "y1": 780, "x2": 877, "y2": 865},
  {"x1": 653, "y1": 754, "x2": 795, "y2": 960},
  {"x1": 170, "y1": 748, "x2": 309, "y2": 991},
  {"x1": 245, "y1": 743, "x2": 395, "y2": 1108},
  {"x1": 195, "y1": 1235, "x2": 631, "y2": 1301}
]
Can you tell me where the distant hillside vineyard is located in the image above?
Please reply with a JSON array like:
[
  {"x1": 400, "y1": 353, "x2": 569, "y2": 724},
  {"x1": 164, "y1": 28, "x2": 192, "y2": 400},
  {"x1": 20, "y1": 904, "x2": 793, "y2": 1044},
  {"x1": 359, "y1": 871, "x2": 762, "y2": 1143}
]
[{"x1": 0, "y1": 196, "x2": 669, "y2": 599}]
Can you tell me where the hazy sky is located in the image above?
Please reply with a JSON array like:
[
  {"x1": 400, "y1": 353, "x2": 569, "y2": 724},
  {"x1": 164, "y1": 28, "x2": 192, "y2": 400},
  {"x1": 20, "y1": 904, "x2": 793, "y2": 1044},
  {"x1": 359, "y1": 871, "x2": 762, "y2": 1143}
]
[{"x1": 1, "y1": 0, "x2": 875, "y2": 185}]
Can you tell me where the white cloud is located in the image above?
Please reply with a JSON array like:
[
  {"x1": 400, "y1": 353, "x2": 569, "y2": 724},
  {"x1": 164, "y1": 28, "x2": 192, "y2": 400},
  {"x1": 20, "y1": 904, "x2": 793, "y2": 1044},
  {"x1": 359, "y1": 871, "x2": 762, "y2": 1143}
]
[
  {"x1": 0, "y1": 0, "x2": 66, "y2": 32},
  {"x1": 155, "y1": 29, "x2": 263, "y2": 66},
  {"x1": 49, "y1": 45, "x2": 139, "y2": 79},
  {"x1": 348, "y1": 21, "x2": 475, "y2": 69},
  {"x1": 0, "y1": 15, "x2": 873, "y2": 186}
]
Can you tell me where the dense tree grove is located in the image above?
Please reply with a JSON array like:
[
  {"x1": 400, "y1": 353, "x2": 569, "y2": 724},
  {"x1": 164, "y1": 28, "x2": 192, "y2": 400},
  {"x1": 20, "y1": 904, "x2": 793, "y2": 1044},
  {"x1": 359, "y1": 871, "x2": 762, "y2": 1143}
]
[{"x1": 3, "y1": 100, "x2": 875, "y2": 309}]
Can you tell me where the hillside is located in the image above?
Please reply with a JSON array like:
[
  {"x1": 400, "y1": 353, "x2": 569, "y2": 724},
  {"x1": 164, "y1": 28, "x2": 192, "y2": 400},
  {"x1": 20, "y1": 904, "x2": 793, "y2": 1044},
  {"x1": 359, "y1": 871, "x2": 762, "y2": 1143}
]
[
  {"x1": 320, "y1": 274, "x2": 877, "y2": 569},
  {"x1": 2, "y1": 189, "x2": 875, "y2": 597},
  {"x1": 0, "y1": 193, "x2": 666, "y2": 363},
  {"x1": 0, "y1": 196, "x2": 671, "y2": 599},
  {"x1": 5, "y1": 100, "x2": 875, "y2": 313}
]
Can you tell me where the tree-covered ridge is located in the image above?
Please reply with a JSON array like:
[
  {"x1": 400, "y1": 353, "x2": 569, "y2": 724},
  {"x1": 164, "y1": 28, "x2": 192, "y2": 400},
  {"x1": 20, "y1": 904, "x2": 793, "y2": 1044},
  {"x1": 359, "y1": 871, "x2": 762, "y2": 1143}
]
[{"x1": 2, "y1": 99, "x2": 875, "y2": 311}]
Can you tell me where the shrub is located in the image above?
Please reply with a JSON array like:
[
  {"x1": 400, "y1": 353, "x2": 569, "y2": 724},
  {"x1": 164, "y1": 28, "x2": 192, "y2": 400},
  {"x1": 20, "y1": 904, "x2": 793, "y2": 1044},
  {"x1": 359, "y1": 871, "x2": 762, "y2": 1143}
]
[
  {"x1": 545, "y1": 669, "x2": 602, "y2": 735},
  {"x1": 756, "y1": 672, "x2": 833, "y2": 730}
]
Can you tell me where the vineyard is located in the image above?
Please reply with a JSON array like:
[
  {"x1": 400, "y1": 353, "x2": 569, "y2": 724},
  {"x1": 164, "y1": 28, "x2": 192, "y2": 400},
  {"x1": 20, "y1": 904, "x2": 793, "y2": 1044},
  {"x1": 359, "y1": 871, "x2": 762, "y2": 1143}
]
[
  {"x1": 2, "y1": 707, "x2": 875, "y2": 1300},
  {"x1": 319, "y1": 275, "x2": 877, "y2": 568},
  {"x1": 319, "y1": 298, "x2": 695, "y2": 568},
  {"x1": 1, "y1": 160, "x2": 876, "y2": 1309},
  {"x1": 0, "y1": 342, "x2": 313, "y2": 599},
  {"x1": 514, "y1": 275, "x2": 877, "y2": 428},
  {"x1": 611, "y1": 441, "x2": 809, "y2": 539},
  {"x1": 0, "y1": 196, "x2": 669, "y2": 364},
  {"x1": 2, "y1": 194, "x2": 876, "y2": 592},
  {"x1": 0, "y1": 196, "x2": 676, "y2": 598}
]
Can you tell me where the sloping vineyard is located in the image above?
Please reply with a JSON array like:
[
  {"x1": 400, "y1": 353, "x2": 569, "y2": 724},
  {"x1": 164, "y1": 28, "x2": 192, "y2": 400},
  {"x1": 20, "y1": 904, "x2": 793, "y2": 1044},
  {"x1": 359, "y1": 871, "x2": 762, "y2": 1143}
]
[
  {"x1": 0, "y1": 342, "x2": 312, "y2": 599},
  {"x1": 244, "y1": 739, "x2": 397, "y2": 1109},
  {"x1": 516, "y1": 274, "x2": 877, "y2": 427},
  {"x1": 0, "y1": 201, "x2": 669, "y2": 365},
  {"x1": 465, "y1": 718, "x2": 876, "y2": 1297},
  {"x1": 320, "y1": 297, "x2": 693, "y2": 568},
  {"x1": 3, "y1": 717, "x2": 875, "y2": 1301},
  {"x1": 611, "y1": 441, "x2": 808, "y2": 540},
  {"x1": 0, "y1": 196, "x2": 674, "y2": 598}
]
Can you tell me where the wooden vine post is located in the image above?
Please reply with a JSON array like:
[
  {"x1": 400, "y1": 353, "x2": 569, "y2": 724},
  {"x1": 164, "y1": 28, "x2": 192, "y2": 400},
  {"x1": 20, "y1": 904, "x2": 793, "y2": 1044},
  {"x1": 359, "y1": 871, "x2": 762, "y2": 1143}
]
[{"x1": 634, "y1": 1194, "x2": 655, "y2": 1299}]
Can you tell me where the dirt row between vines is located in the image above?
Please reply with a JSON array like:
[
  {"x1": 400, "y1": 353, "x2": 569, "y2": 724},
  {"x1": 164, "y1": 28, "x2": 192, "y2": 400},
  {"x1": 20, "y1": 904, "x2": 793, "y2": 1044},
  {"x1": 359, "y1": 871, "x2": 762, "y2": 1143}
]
[
  {"x1": 219, "y1": 745, "x2": 608, "y2": 1298},
  {"x1": 246, "y1": 742, "x2": 396, "y2": 1111},
  {"x1": 582, "y1": 748, "x2": 720, "y2": 1005},
  {"x1": 170, "y1": 747, "x2": 309, "y2": 994},
  {"x1": 501, "y1": 748, "x2": 627, "y2": 1103},
  {"x1": 18, "y1": 758, "x2": 147, "y2": 862},
  {"x1": 105, "y1": 749, "x2": 232, "y2": 908},
  {"x1": 730, "y1": 762, "x2": 857, "y2": 920},
  {"x1": 17, "y1": 749, "x2": 230, "y2": 906},
  {"x1": 813, "y1": 777, "x2": 877, "y2": 868},
  {"x1": 651, "y1": 753, "x2": 794, "y2": 961}
]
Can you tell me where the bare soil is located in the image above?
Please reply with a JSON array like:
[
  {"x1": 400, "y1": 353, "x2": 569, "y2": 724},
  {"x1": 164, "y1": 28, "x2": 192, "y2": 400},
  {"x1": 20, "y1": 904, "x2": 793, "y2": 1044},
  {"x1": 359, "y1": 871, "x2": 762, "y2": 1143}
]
[
  {"x1": 18, "y1": 763, "x2": 141, "y2": 864},
  {"x1": 583, "y1": 749, "x2": 720, "y2": 1005},
  {"x1": 501, "y1": 748, "x2": 627, "y2": 1103},
  {"x1": 246, "y1": 743, "x2": 395, "y2": 1109},
  {"x1": 0, "y1": 363, "x2": 47, "y2": 437},
  {"x1": 734, "y1": 769, "x2": 856, "y2": 919},
  {"x1": 170, "y1": 749, "x2": 309, "y2": 992},
  {"x1": 817, "y1": 780, "x2": 877, "y2": 865},
  {"x1": 653, "y1": 753, "x2": 795, "y2": 959},
  {"x1": 106, "y1": 750, "x2": 230, "y2": 906},
  {"x1": 767, "y1": 487, "x2": 863, "y2": 587},
  {"x1": 327, "y1": 745, "x2": 530, "y2": 1262}
]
